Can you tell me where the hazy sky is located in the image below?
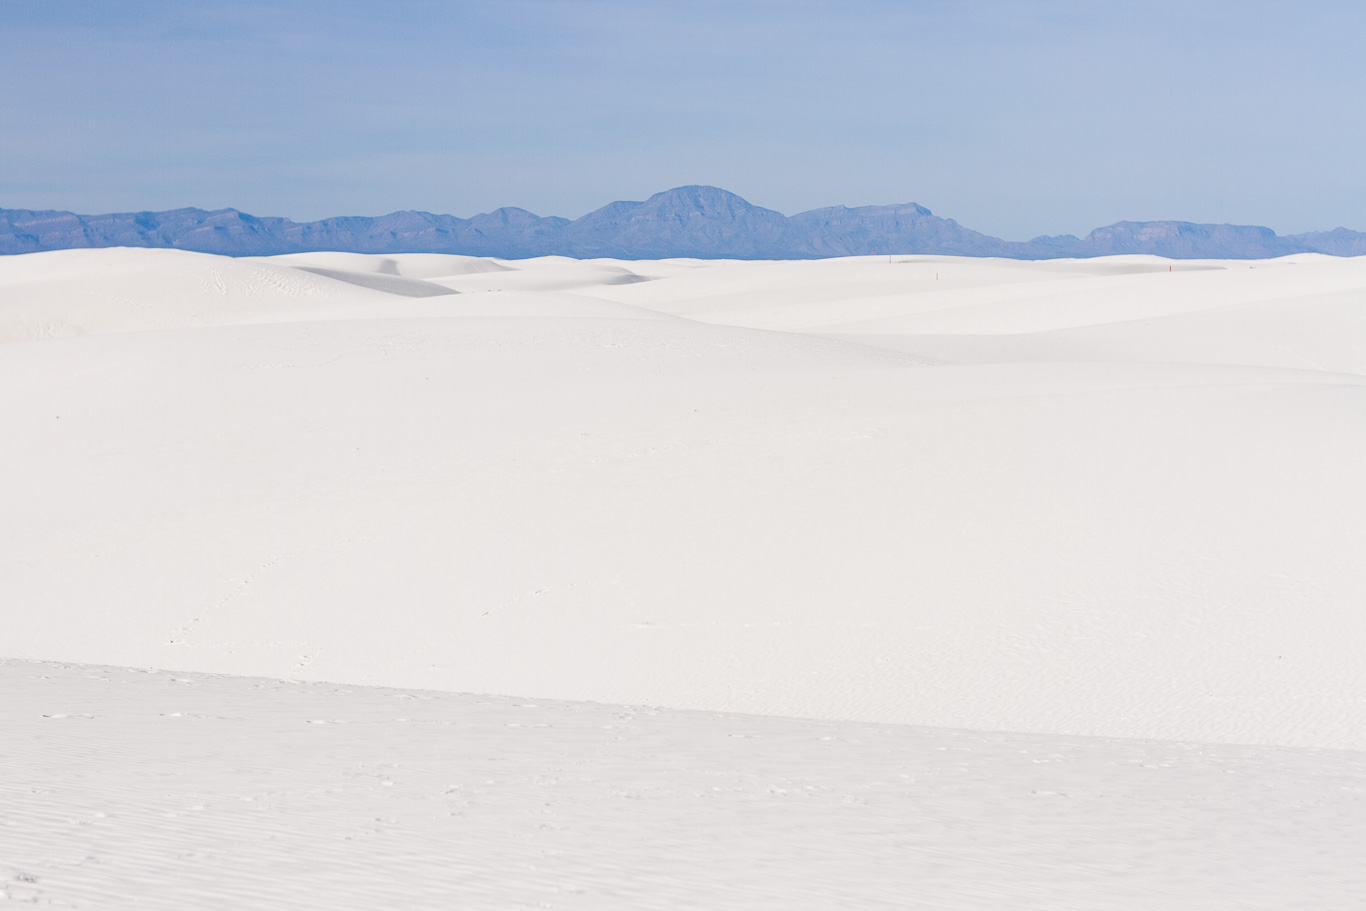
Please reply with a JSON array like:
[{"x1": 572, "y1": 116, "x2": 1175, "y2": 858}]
[{"x1": 3, "y1": 0, "x2": 1363, "y2": 238}]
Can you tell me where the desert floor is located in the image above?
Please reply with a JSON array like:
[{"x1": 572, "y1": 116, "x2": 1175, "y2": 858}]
[{"x1": 3, "y1": 249, "x2": 1364, "y2": 907}]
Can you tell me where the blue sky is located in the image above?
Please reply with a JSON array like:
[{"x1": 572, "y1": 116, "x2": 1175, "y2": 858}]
[{"x1": 2, "y1": 0, "x2": 1363, "y2": 238}]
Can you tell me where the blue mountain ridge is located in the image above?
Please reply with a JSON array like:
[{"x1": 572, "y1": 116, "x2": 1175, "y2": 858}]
[{"x1": 2, "y1": 185, "x2": 1363, "y2": 259}]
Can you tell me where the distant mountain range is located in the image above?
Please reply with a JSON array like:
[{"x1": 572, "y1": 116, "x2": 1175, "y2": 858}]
[{"x1": 3, "y1": 185, "x2": 1363, "y2": 260}]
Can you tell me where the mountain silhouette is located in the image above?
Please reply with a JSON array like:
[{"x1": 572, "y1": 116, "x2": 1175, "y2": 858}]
[{"x1": 3, "y1": 186, "x2": 1362, "y2": 259}]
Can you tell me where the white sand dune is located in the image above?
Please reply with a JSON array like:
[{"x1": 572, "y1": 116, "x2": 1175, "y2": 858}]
[
  {"x1": 598, "y1": 254, "x2": 1365, "y2": 336},
  {"x1": 4, "y1": 658, "x2": 1363, "y2": 910},
  {"x1": 283, "y1": 265, "x2": 459, "y2": 297},
  {"x1": 3, "y1": 248, "x2": 1366, "y2": 749},
  {"x1": 4, "y1": 247, "x2": 1366, "y2": 906},
  {"x1": 258, "y1": 251, "x2": 516, "y2": 278},
  {"x1": 834, "y1": 288, "x2": 1366, "y2": 375},
  {"x1": 0, "y1": 248, "x2": 470, "y2": 341}
]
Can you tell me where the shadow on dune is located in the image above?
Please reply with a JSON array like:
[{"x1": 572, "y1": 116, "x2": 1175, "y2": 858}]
[{"x1": 292, "y1": 266, "x2": 459, "y2": 297}]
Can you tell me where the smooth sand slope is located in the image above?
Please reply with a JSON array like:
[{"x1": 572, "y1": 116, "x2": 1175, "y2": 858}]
[
  {"x1": 5, "y1": 658, "x2": 1364, "y2": 910},
  {"x1": 3, "y1": 248, "x2": 1366, "y2": 748}
]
